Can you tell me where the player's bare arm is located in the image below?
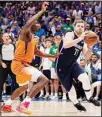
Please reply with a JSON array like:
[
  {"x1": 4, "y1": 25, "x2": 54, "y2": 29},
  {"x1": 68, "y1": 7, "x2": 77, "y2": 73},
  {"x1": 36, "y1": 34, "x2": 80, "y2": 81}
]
[
  {"x1": 34, "y1": 46, "x2": 60, "y2": 58},
  {"x1": 63, "y1": 32, "x2": 88, "y2": 49},
  {"x1": 19, "y1": 2, "x2": 48, "y2": 41}
]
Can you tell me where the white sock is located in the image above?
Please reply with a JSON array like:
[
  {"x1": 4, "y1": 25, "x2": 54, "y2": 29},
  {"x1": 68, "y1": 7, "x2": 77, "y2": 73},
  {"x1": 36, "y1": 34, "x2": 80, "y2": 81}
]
[
  {"x1": 5, "y1": 99, "x2": 13, "y2": 105},
  {"x1": 68, "y1": 85, "x2": 79, "y2": 105},
  {"x1": 55, "y1": 92, "x2": 57, "y2": 97},
  {"x1": 40, "y1": 90, "x2": 43, "y2": 96},
  {"x1": 51, "y1": 93, "x2": 53, "y2": 96},
  {"x1": 23, "y1": 96, "x2": 31, "y2": 103},
  {"x1": 46, "y1": 92, "x2": 49, "y2": 96},
  {"x1": 3, "y1": 90, "x2": 6, "y2": 93},
  {"x1": 63, "y1": 93, "x2": 66, "y2": 97},
  {"x1": 84, "y1": 91, "x2": 91, "y2": 100}
]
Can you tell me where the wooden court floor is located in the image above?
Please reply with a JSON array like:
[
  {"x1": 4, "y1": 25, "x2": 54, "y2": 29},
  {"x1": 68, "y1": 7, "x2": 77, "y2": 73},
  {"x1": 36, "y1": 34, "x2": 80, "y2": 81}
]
[{"x1": 1, "y1": 99, "x2": 101, "y2": 116}]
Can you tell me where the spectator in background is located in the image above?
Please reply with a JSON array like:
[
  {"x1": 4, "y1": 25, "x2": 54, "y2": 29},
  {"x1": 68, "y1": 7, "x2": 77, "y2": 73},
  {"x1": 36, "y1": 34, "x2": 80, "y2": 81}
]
[
  {"x1": 58, "y1": 7, "x2": 67, "y2": 19},
  {"x1": 27, "y1": 3, "x2": 35, "y2": 15},
  {"x1": 85, "y1": 11, "x2": 96, "y2": 29},
  {"x1": 49, "y1": 35, "x2": 61, "y2": 99},
  {"x1": 94, "y1": 24, "x2": 102, "y2": 41},
  {"x1": 88, "y1": 54, "x2": 101, "y2": 100},
  {"x1": 31, "y1": 36, "x2": 44, "y2": 68},
  {"x1": 1, "y1": 17, "x2": 8, "y2": 33},
  {"x1": 17, "y1": 11, "x2": 24, "y2": 27},
  {"x1": 49, "y1": 21, "x2": 56, "y2": 37},
  {"x1": 96, "y1": 14, "x2": 101, "y2": 27},
  {"x1": 80, "y1": 59, "x2": 91, "y2": 83},
  {"x1": 53, "y1": 16, "x2": 61, "y2": 28},
  {"x1": 54, "y1": 24, "x2": 63, "y2": 37},
  {"x1": 11, "y1": 21, "x2": 20, "y2": 39},
  {"x1": 40, "y1": 20, "x2": 49, "y2": 37},
  {"x1": 93, "y1": 41, "x2": 101, "y2": 59},
  {"x1": 39, "y1": 39, "x2": 52, "y2": 99},
  {"x1": 94, "y1": 2, "x2": 101, "y2": 15},
  {"x1": 35, "y1": 23, "x2": 46, "y2": 39},
  {"x1": 72, "y1": 6, "x2": 83, "y2": 20},
  {"x1": 61, "y1": 17, "x2": 74, "y2": 33},
  {"x1": 42, "y1": 12, "x2": 52, "y2": 24},
  {"x1": 61, "y1": 84, "x2": 67, "y2": 100},
  {"x1": 85, "y1": 23, "x2": 90, "y2": 31},
  {"x1": 5, "y1": 26, "x2": 15, "y2": 39}
]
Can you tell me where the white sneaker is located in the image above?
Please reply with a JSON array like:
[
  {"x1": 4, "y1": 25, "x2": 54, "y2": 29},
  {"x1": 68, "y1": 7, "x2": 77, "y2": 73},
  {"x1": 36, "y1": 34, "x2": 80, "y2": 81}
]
[
  {"x1": 94, "y1": 96, "x2": 98, "y2": 100},
  {"x1": 62, "y1": 96, "x2": 67, "y2": 100},
  {"x1": 51, "y1": 95, "x2": 58, "y2": 100},
  {"x1": 44, "y1": 95, "x2": 51, "y2": 100},
  {"x1": 39, "y1": 95, "x2": 44, "y2": 99}
]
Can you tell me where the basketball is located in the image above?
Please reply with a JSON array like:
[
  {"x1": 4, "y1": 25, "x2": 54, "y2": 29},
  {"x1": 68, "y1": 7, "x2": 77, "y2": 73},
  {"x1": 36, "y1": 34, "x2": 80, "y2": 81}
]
[{"x1": 84, "y1": 31, "x2": 98, "y2": 46}]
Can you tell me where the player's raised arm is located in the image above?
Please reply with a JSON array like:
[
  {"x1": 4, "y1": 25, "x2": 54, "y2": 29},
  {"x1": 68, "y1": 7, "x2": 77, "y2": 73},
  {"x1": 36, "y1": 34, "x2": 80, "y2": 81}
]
[
  {"x1": 21, "y1": 2, "x2": 48, "y2": 32},
  {"x1": 34, "y1": 46, "x2": 60, "y2": 58}
]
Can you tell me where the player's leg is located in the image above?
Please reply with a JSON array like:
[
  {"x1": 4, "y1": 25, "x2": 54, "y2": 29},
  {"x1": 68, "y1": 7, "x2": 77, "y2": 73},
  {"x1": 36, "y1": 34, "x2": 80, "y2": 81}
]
[
  {"x1": 56, "y1": 65, "x2": 86, "y2": 111},
  {"x1": 51, "y1": 68, "x2": 58, "y2": 99},
  {"x1": 61, "y1": 84, "x2": 67, "y2": 100},
  {"x1": 1, "y1": 84, "x2": 28, "y2": 112},
  {"x1": 91, "y1": 81, "x2": 101, "y2": 100},
  {"x1": 68, "y1": 85, "x2": 86, "y2": 111},
  {"x1": 16, "y1": 66, "x2": 49, "y2": 114},
  {"x1": 42, "y1": 70, "x2": 51, "y2": 99},
  {"x1": 0, "y1": 64, "x2": 9, "y2": 102},
  {"x1": 72, "y1": 62, "x2": 100, "y2": 106},
  {"x1": 1, "y1": 61, "x2": 32, "y2": 113}
]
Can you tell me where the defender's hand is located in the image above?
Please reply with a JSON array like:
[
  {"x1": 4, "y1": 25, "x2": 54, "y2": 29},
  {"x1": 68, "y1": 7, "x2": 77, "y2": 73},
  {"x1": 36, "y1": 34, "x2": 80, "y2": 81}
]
[
  {"x1": 42, "y1": 2, "x2": 49, "y2": 12},
  {"x1": 52, "y1": 53, "x2": 62, "y2": 58}
]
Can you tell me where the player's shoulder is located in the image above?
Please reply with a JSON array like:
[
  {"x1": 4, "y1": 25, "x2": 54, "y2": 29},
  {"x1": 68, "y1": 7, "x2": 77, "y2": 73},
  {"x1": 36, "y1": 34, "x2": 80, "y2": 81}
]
[
  {"x1": 64, "y1": 31, "x2": 74, "y2": 39},
  {"x1": 65, "y1": 31, "x2": 74, "y2": 36}
]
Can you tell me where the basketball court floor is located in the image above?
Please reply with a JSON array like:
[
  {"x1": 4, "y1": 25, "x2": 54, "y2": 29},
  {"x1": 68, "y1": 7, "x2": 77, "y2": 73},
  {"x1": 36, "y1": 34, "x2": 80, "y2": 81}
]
[{"x1": 1, "y1": 99, "x2": 101, "y2": 116}]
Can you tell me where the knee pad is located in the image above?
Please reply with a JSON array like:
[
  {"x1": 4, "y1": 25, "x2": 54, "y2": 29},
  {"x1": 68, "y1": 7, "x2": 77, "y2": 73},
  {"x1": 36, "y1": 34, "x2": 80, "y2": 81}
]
[{"x1": 78, "y1": 73, "x2": 91, "y2": 90}]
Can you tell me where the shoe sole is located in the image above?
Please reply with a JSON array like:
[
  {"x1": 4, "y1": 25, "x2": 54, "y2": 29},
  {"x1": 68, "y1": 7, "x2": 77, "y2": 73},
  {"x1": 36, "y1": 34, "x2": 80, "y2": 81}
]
[
  {"x1": 1, "y1": 108, "x2": 15, "y2": 113},
  {"x1": 21, "y1": 108, "x2": 32, "y2": 115},
  {"x1": 16, "y1": 106, "x2": 32, "y2": 115}
]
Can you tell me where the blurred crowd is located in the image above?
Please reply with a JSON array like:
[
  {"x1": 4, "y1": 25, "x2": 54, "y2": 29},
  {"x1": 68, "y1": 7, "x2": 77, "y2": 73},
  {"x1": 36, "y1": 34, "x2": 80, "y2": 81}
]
[{"x1": 0, "y1": 1, "x2": 101, "y2": 101}]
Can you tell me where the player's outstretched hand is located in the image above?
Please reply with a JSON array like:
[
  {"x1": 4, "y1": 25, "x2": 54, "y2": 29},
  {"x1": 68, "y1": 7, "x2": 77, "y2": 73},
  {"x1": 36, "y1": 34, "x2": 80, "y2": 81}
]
[
  {"x1": 52, "y1": 53, "x2": 62, "y2": 58},
  {"x1": 42, "y1": 2, "x2": 49, "y2": 12}
]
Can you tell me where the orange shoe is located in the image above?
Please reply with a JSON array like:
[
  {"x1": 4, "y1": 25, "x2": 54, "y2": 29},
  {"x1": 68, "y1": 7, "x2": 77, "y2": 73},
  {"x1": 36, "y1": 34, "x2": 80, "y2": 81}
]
[
  {"x1": 1, "y1": 103, "x2": 13, "y2": 112},
  {"x1": 16, "y1": 103, "x2": 32, "y2": 115}
]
